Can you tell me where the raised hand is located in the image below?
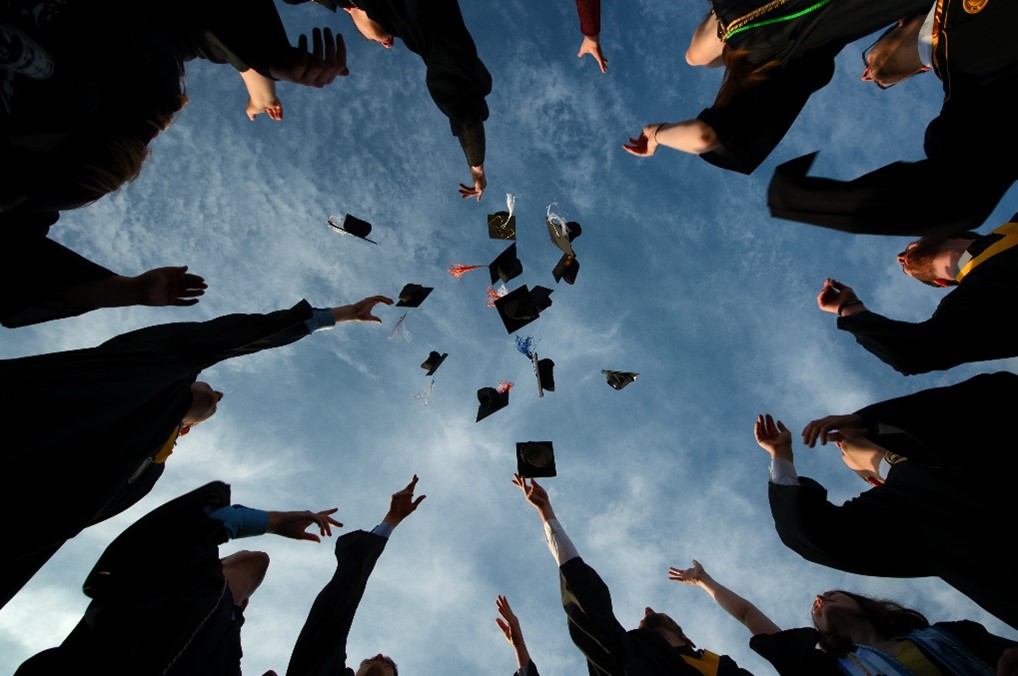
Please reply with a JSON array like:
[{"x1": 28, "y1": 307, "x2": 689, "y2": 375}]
[
  {"x1": 622, "y1": 125, "x2": 663, "y2": 157},
  {"x1": 383, "y1": 474, "x2": 426, "y2": 527},
  {"x1": 267, "y1": 508, "x2": 342, "y2": 543},
  {"x1": 134, "y1": 266, "x2": 207, "y2": 307},
  {"x1": 816, "y1": 278, "x2": 859, "y2": 315},
  {"x1": 802, "y1": 414, "x2": 868, "y2": 448},
  {"x1": 668, "y1": 559, "x2": 706, "y2": 586},
  {"x1": 495, "y1": 595, "x2": 525, "y2": 646},
  {"x1": 332, "y1": 295, "x2": 394, "y2": 323},
  {"x1": 512, "y1": 474, "x2": 555, "y2": 522},
  {"x1": 755, "y1": 414, "x2": 793, "y2": 461},
  {"x1": 577, "y1": 35, "x2": 607, "y2": 73},
  {"x1": 458, "y1": 164, "x2": 487, "y2": 201},
  {"x1": 247, "y1": 95, "x2": 283, "y2": 121},
  {"x1": 271, "y1": 27, "x2": 349, "y2": 88}
]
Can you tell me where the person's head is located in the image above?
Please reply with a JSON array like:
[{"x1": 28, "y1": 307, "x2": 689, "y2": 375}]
[
  {"x1": 220, "y1": 550, "x2": 270, "y2": 610},
  {"x1": 182, "y1": 381, "x2": 224, "y2": 427},
  {"x1": 860, "y1": 17, "x2": 930, "y2": 88},
  {"x1": 355, "y1": 654, "x2": 398, "y2": 676},
  {"x1": 896, "y1": 232, "x2": 978, "y2": 286},
  {"x1": 638, "y1": 607, "x2": 693, "y2": 648},
  {"x1": 812, "y1": 590, "x2": 928, "y2": 655},
  {"x1": 343, "y1": 7, "x2": 394, "y2": 48}
]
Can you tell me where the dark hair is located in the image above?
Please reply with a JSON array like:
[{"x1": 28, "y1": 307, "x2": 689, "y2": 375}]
[
  {"x1": 639, "y1": 612, "x2": 686, "y2": 642},
  {"x1": 714, "y1": 47, "x2": 780, "y2": 106},
  {"x1": 900, "y1": 231, "x2": 979, "y2": 287},
  {"x1": 814, "y1": 591, "x2": 929, "y2": 656}
]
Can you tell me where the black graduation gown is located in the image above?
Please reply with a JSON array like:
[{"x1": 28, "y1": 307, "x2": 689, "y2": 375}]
[
  {"x1": 699, "y1": 0, "x2": 932, "y2": 174},
  {"x1": 285, "y1": 530, "x2": 388, "y2": 676},
  {"x1": 853, "y1": 371, "x2": 1018, "y2": 469},
  {"x1": 769, "y1": 463, "x2": 1018, "y2": 630},
  {"x1": 0, "y1": 300, "x2": 314, "y2": 608},
  {"x1": 749, "y1": 622, "x2": 1017, "y2": 676},
  {"x1": 559, "y1": 557, "x2": 754, "y2": 675},
  {"x1": 836, "y1": 227, "x2": 1018, "y2": 375},
  {"x1": 283, "y1": 0, "x2": 491, "y2": 162},
  {"x1": 15, "y1": 481, "x2": 244, "y2": 676},
  {"x1": 766, "y1": 0, "x2": 1018, "y2": 234},
  {"x1": 0, "y1": 211, "x2": 118, "y2": 327}
]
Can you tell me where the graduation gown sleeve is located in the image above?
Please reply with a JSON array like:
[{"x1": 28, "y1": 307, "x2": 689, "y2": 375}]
[
  {"x1": 699, "y1": 48, "x2": 836, "y2": 175},
  {"x1": 835, "y1": 242, "x2": 1018, "y2": 375},
  {"x1": 286, "y1": 530, "x2": 388, "y2": 676},
  {"x1": 749, "y1": 627, "x2": 839, "y2": 676},
  {"x1": 768, "y1": 477, "x2": 936, "y2": 578},
  {"x1": 854, "y1": 372, "x2": 1018, "y2": 468}
]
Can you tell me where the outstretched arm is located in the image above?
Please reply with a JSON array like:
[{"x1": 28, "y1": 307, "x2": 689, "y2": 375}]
[
  {"x1": 669, "y1": 560, "x2": 780, "y2": 636},
  {"x1": 381, "y1": 474, "x2": 427, "y2": 528},
  {"x1": 240, "y1": 68, "x2": 283, "y2": 121},
  {"x1": 575, "y1": 0, "x2": 607, "y2": 73},
  {"x1": 623, "y1": 120, "x2": 719, "y2": 157},
  {"x1": 329, "y1": 295, "x2": 394, "y2": 324},
  {"x1": 496, "y1": 595, "x2": 535, "y2": 672},
  {"x1": 50, "y1": 265, "x2": 207, "y2": 310},
  {"x1": 267, "y1": 508, "x2": 342, "y2": 543}
]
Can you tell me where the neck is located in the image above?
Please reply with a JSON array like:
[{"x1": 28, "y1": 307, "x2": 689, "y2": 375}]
[
  {"x1": 834, "y1": 620, "x2": 898, "y2": 655},
  {"x1": 939, "y1": 238, "x2": 977, "y2": 278}
]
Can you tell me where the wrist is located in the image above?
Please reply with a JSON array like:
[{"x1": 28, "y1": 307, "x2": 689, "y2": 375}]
[
  {"x1": 330, "y1": 305, "x2": 353, "y2": 323},
  {"x1": 837, "y1": 298, "x2": 864, "y2": 317}
]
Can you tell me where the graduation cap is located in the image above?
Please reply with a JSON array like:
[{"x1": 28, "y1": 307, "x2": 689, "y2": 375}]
[
  {"x1": 421, "y1": 351, "x2": 447, "y2": 376},
  {"x1": 396, "y1": 283, "x2": 433, "y2": 307},
  {"x1": 493, "y1": 285, "x2": 553, "y2": 334},
  {"x1": 489, "y1": 242, "x2": 523, "y2": 285},
  {"x1": 327, "y1": 214, "x2": 377, "y2": 244},
  {"x1": 534, "y1": 356, "x2": 555, "y2": 396},
  {"x1": 476, "y1": 384, "x2": 510, "y2": 422},
  {"x1": 547, "y1": 218, "x2": 581, "y2": 257},
  {"x1": 487, "y1": 211, "x2": 517, "y2": 240},
  {"x1": 552, "y1": 253, "x2": 579, "y2": 285},
  {"x1": 516, "y1": 441, "x2": 556, "y2": 478},
  {"x1": 602, "y1": 370, "x2": 638, "y2": 390}
]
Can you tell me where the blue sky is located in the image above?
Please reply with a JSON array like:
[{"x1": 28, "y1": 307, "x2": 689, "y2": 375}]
[{"x1": 2, "y1": 2, "x2": 1016, "y2": 673}]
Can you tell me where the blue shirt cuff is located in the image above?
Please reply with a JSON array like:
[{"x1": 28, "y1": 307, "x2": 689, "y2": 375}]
[
  {"x1": 371, "y1": 522, "x2": 394, "y2": 538},
  {"x1": 304, "y1": 307, "x2": 337, "y2": 332},
  {"x1": 207, "y1": 505, "x2": 270, "y2": 539}
]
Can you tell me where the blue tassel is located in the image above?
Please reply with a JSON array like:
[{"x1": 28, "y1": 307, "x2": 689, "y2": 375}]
[{"x1": 515, "y1": 335, "x2": 538, "y2": 358}]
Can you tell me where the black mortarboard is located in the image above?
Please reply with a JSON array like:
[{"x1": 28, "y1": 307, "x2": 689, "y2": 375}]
[
  {"x1": 421, "y1": 351, "x2": 447, "y2": 376},
  {"x1": 602, "y1": 370, "x2": 638, "y2": 390},
  {"x1": 493, "y1": 285, "x2": 554, "y2": 334},
  {"x1": 476, "y1": 386, "x2": 509, "y2": 422},
  {"x1": 488, "y1": 242, "x2": 523, "y2": 285},
  {"x1": 552, "y1": 254, "x2": 579, "y2": 285},
  {"x1": 328, "y1": 214, "x2": 377, "y2": 244},
  {"x1": 547, "y1": 218, "x2": 581, "y2": 257},
  {"x1": 396, "y1": 283, "x2": 433, "y2": 307},
  {"x1": 516, "y1": 441, "x2": 556, "y2": 478},
  {"x1": 487, "y1": 211, "x2": 517, "y2": 240},
  {"x1": 534, "y1": 356, "x2": 555, "y2": 396}
]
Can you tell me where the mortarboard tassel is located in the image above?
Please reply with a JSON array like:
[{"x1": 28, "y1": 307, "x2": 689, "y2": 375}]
[
  {"x1": 413, "y1": 379, "x2": 435, "y2": 406},
  {"x1": 515, "y1": 335, "x2": 539, "y2": 359},
  {"x1": 486, "y1": 283, "x2": 508, "y2": 308},
  {"x1": 388, "y1": 312, "x2": 412, "y2": 342},
  {"x1": 448, "y1": 264, "x2": 484, "y2": 279},
  {"x1": 497, "y1": 381, "x2": 513, "y2": 394},
  {"x1": 505, "y1": 193, "x2": 517, "y2": 220}
]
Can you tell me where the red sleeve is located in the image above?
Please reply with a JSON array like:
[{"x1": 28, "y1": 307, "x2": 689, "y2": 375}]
[{"x1": 575, "y1": 0, "x2": 601, "y2": 36}]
